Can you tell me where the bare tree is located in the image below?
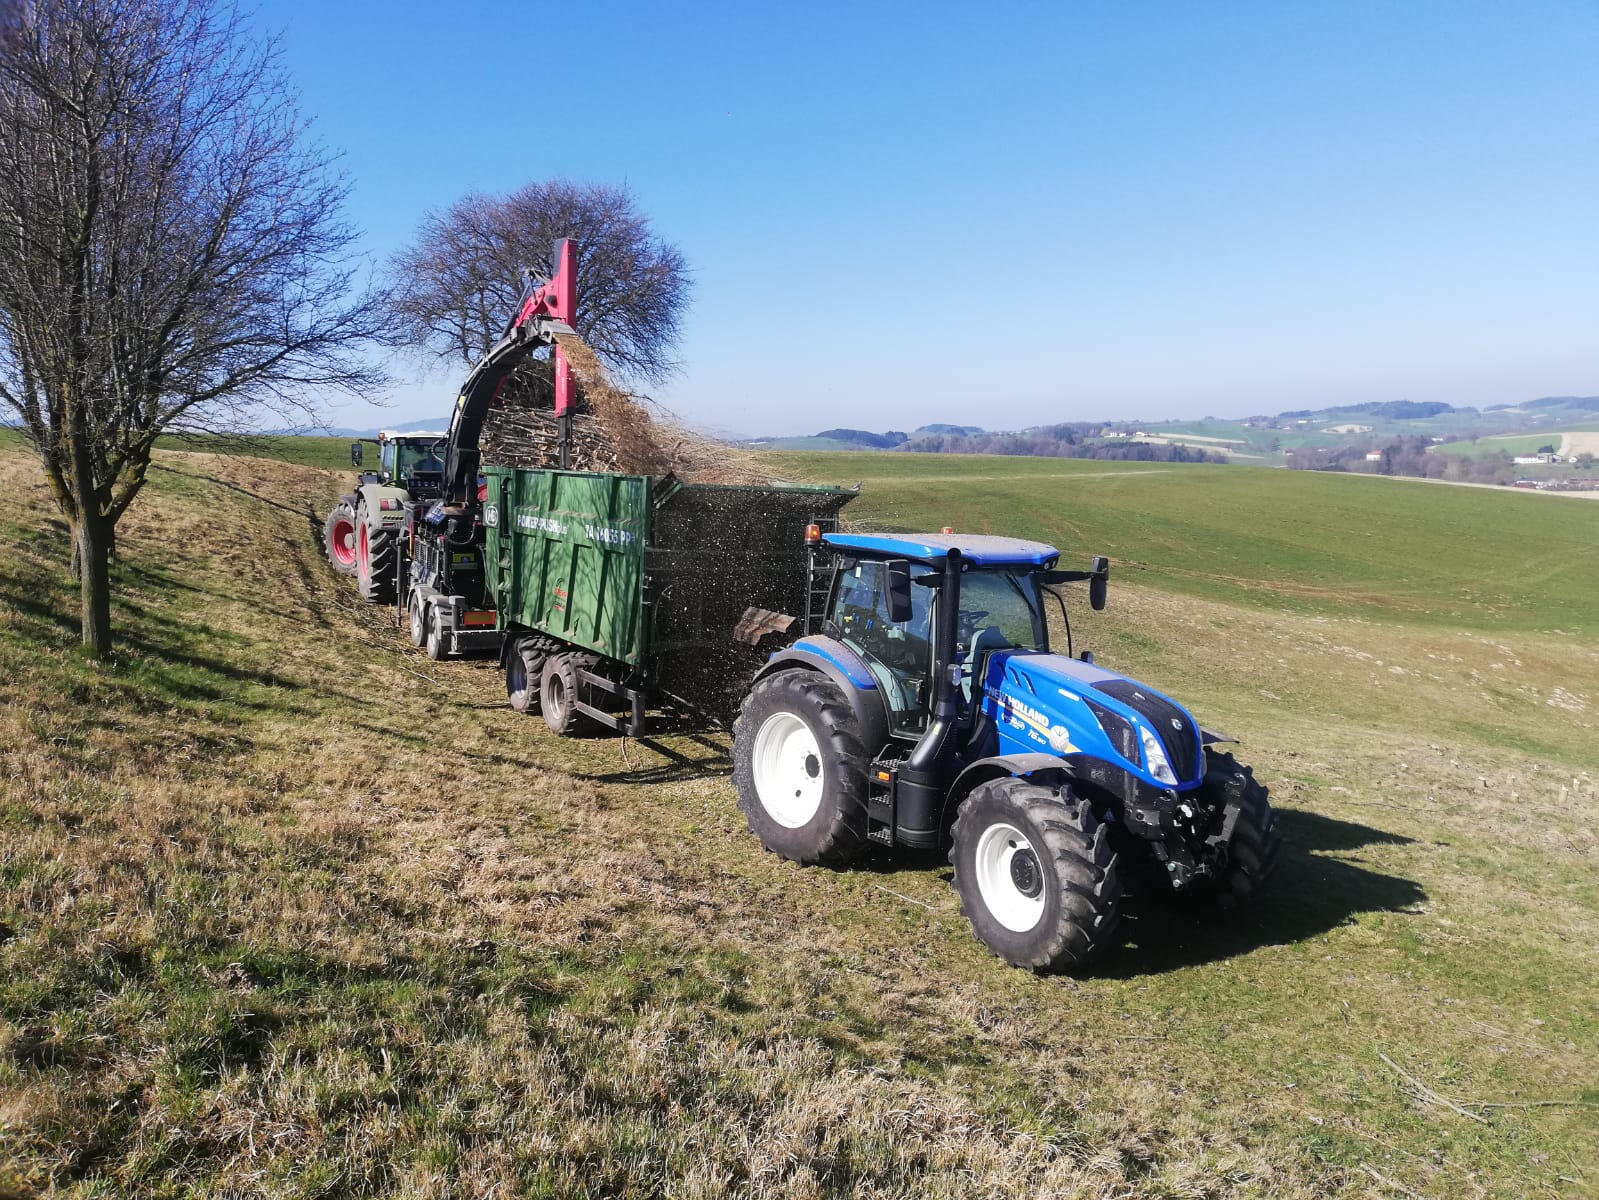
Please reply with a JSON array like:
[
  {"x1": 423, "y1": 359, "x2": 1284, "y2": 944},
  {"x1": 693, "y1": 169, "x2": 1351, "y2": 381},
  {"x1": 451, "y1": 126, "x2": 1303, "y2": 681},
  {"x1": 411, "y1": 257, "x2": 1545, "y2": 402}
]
[
  {"x1": 0, "y1": 0, "x2": 391, "y2": 655},
  {"x1": 391, "y1": 180, "x2": 690, "y2": 385}
]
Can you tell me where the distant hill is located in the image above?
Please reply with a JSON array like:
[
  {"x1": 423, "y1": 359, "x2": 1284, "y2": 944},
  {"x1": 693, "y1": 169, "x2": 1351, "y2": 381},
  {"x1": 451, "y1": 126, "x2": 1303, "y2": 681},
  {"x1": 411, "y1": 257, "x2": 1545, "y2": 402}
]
[{"x1": 741, "y1": 394, "x2": 1597, "y2": 466}]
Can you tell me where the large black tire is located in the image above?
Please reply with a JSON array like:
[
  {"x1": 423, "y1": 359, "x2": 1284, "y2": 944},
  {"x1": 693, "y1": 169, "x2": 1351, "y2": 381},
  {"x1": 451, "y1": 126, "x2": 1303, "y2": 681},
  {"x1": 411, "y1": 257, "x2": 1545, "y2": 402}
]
[
  {"x1": 407, "y1": 592, "x2": 428, "y2": 647},
  {"x1": 505, "y1": 636, "x2": 545, "y2": 715},
  {"x1": 323, "y1": 501, "x2": 358, "y2": 577},
  {"x1": 951, "y1": 778, "x2": 1122, "y2": 971},
  {"x1": 1179, "y1": 749, "x2": 1282, "y2": 911},
  {"x1": 425, "y1": 610, "x2": 448, "y2": 661},
  {"x1": 540, "y1": 653, "x2": 583, "y2": 736},
  {"x1": 355, "y1": 501, "x2": 395, "y2": 604},
  {"x1": 732, "y1": 670, "x2": 869, "y2": 867}
]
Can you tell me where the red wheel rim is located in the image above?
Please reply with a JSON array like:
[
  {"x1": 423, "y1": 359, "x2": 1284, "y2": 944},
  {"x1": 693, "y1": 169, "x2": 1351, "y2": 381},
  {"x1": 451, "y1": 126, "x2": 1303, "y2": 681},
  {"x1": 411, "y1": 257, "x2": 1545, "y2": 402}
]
[{"x1": 330, "y1": 517, "x2": 356, "y2": 566}]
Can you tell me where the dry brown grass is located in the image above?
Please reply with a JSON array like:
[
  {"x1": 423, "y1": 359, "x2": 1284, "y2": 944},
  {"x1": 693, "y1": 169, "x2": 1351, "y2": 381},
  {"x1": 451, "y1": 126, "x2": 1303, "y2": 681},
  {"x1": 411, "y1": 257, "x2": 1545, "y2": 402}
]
[{"x1": 0, "y1": 445, "x2": 1595, "y2": 1198}]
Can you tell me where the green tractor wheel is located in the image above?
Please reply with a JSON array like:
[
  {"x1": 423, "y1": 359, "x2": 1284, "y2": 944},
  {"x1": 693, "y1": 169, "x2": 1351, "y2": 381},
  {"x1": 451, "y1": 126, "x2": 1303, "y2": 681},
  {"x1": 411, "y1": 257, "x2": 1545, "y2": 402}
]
[
  {"x1": 355, "y1": 502, "x2": 395, "y2": 604},
  {"x1": 323, "y1": 501, "x2": 358, "y2": 577}
]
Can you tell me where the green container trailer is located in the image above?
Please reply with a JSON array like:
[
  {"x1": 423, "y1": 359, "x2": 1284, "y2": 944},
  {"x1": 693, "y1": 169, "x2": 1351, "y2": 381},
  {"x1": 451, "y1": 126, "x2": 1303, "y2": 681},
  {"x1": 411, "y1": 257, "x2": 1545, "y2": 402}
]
[{"x1": 483, "y1": 466, "x2": 854, "y2": 735}]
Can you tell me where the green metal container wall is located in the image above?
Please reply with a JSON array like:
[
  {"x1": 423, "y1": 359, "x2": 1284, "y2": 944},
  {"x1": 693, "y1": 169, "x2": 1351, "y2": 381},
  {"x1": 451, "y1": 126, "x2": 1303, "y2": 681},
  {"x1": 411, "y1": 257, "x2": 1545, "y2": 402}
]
[{"x1": 483, "y1": 467, "x2": 650, "y2": 666}]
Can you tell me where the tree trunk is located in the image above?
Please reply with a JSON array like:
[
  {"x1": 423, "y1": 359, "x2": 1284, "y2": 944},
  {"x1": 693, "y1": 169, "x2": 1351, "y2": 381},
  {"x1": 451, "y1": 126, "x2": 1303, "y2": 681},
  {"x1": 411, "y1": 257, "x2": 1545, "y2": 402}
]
[{"x1": 75, "y1": 510, "x2": 112, "y2": 656}]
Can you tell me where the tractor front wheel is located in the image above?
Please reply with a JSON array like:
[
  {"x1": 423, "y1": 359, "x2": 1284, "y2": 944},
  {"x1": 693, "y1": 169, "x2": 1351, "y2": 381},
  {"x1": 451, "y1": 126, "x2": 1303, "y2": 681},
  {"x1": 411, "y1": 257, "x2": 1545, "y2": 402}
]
[
  {"x1": 951, "y1": 778, "x2": 1122, "y2": 971},
  {"x1": 732, "y1": 670, "x2": 869, "y2": 867},
  {"x1": 355, "y1": 502, "x2": 395, "y2": 604},
  {"x1": 1174, "y1": 750, "x2": 1282, "y2": 911},
  {"x1": 323, "y1": 501, "x2": 358, "y2": 577}
]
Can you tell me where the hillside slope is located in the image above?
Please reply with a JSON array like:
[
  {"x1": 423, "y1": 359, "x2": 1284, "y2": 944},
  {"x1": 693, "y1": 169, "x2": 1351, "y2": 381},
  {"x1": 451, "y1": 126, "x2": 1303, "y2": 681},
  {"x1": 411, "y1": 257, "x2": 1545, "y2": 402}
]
[{"x1": 0, "y1": 446, "x2": 1595, "y2": 1198}]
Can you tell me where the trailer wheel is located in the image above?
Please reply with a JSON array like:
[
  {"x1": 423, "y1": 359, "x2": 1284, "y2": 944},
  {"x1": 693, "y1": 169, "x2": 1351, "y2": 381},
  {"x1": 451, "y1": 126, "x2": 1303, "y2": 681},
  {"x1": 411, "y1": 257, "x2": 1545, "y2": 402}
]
[
  {"x1": 504, "y1": 637, "x2": 544, "y2": 714},
  {"x1": 733, "y1": 670, "x2": 868, "y2": 867},
  {"x1": 407, "y1": 593, "x2": 427, "y2": 647},
  {"x1": 951, "y1": 778, "x2": 1122, "y2": 971},
  {"x1": 540, "y1": 654, "x2": 583, "y2": 736},
  {"x1": 1173, "y1": 750, "x2": 1282, "y2": 911},
  {"x1": 355, "y1": 502, "x2": 395, "y2": 604},
  {"x1": 425, "y1": 609, "x2": 448, "y2": 661},
  {"x1": 323, "y1": 502, "x2": 358, "y2": 577}
]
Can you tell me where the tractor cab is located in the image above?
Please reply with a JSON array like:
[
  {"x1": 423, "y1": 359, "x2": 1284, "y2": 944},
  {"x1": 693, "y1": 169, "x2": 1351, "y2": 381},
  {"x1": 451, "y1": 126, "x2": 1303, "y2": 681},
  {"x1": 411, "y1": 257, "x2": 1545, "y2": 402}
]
[
  {"x1": 818, "y1": 533, "x2": 1060, "y2": 738},
  {"x1": 375, "y1": 430, "x2": 448, "y2": 499}
]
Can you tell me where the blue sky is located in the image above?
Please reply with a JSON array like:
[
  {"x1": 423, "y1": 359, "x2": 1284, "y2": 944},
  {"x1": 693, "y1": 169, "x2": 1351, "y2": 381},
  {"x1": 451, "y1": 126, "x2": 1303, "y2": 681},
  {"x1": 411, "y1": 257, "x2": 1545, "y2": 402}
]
[{"x1": 260, "y1": 1, "x2": 1599, "y2": 436}]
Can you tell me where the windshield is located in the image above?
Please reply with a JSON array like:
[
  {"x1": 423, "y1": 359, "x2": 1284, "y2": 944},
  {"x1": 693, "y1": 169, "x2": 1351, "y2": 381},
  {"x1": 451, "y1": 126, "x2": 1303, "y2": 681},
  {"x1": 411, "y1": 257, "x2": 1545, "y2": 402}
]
[
  {"x1": 396, "y1": 440, "x2": 444, "y2": 476},
  {"x1": 957, "y1": 569, "x2": 1047, "y2": 653}
]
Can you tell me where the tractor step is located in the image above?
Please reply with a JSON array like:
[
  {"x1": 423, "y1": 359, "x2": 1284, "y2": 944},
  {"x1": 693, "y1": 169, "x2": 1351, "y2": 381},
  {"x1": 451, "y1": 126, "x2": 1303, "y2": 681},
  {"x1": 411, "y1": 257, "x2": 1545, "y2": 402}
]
[{"x1": 866, "y1": 757, "x2": 899, "y2": 847}]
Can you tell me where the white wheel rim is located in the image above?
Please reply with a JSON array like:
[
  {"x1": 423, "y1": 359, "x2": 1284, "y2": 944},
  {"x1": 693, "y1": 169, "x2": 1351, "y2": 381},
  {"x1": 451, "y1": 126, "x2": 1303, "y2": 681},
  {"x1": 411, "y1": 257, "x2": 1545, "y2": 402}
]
[
  {"x1": 410, "y1": 600, "x2": 424, "y2": 642},
  {"x1": 974, "y1": 821, "x2": 1046, "y2": 932},
  {"x1": 751, "y1": 711, "x2": 825, "y2": 828}
]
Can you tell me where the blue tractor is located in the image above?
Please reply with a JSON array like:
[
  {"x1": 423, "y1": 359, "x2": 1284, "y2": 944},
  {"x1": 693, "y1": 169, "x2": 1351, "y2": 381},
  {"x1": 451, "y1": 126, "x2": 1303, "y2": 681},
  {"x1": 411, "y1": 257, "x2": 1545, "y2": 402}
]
[{"x1": 732, "y1": 531, "x2": 1281, "y2": 971}]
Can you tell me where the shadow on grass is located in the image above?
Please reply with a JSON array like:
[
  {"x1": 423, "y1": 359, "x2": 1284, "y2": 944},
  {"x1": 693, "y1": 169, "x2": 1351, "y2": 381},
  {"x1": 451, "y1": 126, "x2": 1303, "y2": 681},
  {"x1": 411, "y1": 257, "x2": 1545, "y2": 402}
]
[
  {"x1": 1088, "y1": 808, "x2": 1427, "y2": 978},
  {"x1": 149, "y1": 460, "x2": 307, "y2": 517},
  {"x1": 569, "y1": 732, "x2": 733, "y2": 786}
]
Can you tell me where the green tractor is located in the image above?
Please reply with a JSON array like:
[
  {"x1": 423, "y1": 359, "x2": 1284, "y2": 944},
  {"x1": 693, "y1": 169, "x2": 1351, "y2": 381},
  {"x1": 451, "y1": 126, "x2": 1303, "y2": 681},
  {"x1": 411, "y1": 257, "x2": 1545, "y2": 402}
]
[{"x1": 322, "y1": 430, "x2": 447, "y2": 602}]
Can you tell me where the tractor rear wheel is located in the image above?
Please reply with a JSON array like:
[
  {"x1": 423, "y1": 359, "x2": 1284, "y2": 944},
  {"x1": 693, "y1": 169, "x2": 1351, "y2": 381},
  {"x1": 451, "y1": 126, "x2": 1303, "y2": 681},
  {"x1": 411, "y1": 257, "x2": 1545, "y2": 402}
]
[
  {"x1": 355, "y1": 502, "x2": 395, "y2": 604},
  {"x1": 323, "y1": 501, "x2": 358, "y2": 577},
  {"x1": 732, "y1": 670, "x2": 869, "y2": 867},
  {"x1": 505, "y1": 637, "x2": 545, "y2": 714},
  {"x1": 1176, "y1": 750, "x2": 1282, "y2": 911},
  {"x1": 540, "y1": 654, "x2": 583, "y2": 736},
  {"x1": 951, "y1": 778, "x2": 1122, "y2": 971}
]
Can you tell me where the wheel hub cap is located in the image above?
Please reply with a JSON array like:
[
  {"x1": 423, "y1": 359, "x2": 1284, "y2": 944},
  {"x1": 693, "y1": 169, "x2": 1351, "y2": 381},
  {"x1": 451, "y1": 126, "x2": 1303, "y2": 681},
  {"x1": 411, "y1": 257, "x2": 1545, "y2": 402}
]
[
  {"x1": 751, "y1": 711, "x2": 825, "y2": 829},
  {"x1": 973, "y1": 821, "x2": 1047, "y2": 932},
  {"x1": 1009, "y1": 849, "x2": 1043, "y2": 897}
]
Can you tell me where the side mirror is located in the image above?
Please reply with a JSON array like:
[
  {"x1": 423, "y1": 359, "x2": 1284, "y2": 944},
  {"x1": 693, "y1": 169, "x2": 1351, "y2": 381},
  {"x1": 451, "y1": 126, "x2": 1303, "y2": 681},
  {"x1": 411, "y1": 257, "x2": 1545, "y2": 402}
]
[
  {"x1": 885, "y1": 558, "x2": 914, "y2": 623},
  {"x1": 350, "y1": 441, "x2": 363, "y2": 467},
  {"x1": 1089, "y1": 555, "x2": 1109, "y2": 611}
]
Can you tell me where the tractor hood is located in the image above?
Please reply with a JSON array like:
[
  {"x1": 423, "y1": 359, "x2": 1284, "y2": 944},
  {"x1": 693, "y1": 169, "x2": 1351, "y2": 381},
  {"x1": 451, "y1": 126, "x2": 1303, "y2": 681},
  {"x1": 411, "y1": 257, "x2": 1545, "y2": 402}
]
[{"x1": 982, "y1": 650, "x2": 1205, "y2": 791}]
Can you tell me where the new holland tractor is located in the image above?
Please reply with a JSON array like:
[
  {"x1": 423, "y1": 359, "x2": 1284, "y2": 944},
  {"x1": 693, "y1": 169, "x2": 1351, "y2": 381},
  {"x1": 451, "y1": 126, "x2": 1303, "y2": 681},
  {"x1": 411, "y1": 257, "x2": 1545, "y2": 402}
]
[
  {"x1": 322, "y1": 431, "x2": 448, "y2": 602},
  {"x1": 732, "y1": 531, "x2": 1281, "y2": 971}
]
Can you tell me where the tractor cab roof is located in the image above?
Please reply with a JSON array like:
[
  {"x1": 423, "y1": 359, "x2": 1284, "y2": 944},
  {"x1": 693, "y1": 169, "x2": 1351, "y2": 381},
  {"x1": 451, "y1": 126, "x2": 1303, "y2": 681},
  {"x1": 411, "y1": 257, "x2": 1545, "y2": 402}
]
[
  {"x1": 378, "y1": 429, "x2": 448, "y2": 442},
  {"x1": 822, "y1": 532, "x2": 1059, "y2": 568}
]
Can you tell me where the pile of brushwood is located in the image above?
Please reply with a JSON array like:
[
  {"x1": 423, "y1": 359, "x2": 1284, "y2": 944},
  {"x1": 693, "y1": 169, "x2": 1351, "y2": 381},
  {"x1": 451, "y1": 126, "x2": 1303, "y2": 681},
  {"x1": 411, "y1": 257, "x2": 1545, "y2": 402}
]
[{"x1": 480, "y1": 336, "x2": 763, "y2": 483}]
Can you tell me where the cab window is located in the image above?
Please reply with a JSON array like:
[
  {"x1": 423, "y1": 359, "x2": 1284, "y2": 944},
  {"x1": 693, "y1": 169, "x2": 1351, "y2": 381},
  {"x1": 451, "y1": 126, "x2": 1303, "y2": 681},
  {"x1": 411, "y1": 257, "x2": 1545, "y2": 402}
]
[
  {"x1": 379, "y1": 440, "x2": 396, "y2": 479},
  {"x1": 831, "y1": 559, "x2": 934, "y2": 735}
]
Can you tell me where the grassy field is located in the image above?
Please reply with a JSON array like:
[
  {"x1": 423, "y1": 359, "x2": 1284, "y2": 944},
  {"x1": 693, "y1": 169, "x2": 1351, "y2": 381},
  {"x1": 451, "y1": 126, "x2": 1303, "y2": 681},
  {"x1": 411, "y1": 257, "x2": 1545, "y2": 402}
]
[
  {"x1": 770, "y1": 452, "x2": 1599, "y2": 636},
  {"x1": 1, "y1": 444, "x2": 1596, "y2": 1197},
  {"x1": 1428, "y1": 431, "x2": 1593, "y2": 459}
]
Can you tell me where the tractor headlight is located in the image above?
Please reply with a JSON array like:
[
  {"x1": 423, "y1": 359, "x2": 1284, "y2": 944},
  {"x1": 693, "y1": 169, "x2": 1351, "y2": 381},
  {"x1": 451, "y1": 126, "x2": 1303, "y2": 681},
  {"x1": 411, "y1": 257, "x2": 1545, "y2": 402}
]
[{"x1": 1139, "y1": 724, "x2": 1178, "y2": 785}]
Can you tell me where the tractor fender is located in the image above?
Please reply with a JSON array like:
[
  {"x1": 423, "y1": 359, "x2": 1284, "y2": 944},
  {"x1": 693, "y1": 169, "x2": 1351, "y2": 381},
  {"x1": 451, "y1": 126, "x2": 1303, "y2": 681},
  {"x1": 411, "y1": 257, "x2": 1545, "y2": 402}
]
[
  {"x1": 354, "y1": 482, "x2": 409, "y2": 530},
  {"x1": 755, "y1": 639, "x2": 890, "y2": 756},
  {"x1": 945, "y1": 753, "x2": 1072, "y2": 815}
]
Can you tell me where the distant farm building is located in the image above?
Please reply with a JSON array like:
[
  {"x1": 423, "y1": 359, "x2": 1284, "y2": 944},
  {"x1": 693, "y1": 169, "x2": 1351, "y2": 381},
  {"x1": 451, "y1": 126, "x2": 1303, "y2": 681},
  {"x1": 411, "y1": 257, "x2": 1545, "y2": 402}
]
[
  {"x1": 1364, "y1": 452, "x2": 1383, "y2": 462},
  {"x1": 1512, "y1": 453, "x2": 1557, "y2": 465}
]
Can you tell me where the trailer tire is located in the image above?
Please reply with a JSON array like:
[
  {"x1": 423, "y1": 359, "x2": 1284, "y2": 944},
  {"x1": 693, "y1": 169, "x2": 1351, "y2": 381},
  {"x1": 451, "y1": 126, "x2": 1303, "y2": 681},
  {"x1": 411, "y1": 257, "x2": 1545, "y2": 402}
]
[
  {"x1": 733, "y1": 670, "x2": 869, "y2": 867},
  {"x1": 407, "y1": 593, "x2": 428, "y2": 647},
  {"x1": 951, "y1": 778, "x2": 1122, "y2": 971},
  {"x1": 540, "y1": 653, "x2": 584, "y2": 736},
  {"x1": 355, "y1": 502, "x2": 395, "y2": 604},
  {"x1": 425, "y1": 609, "x2": 448, "y2": 661},
  {"x1": 1175, "y1": 750, "x2": 1281, "y2": 912},
  {"x1": 505, "y1": 637, "x2": 545, "y2": 715},
  {"x1": 324, "y1": 501, "x2": 358, "y2": 577}
]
